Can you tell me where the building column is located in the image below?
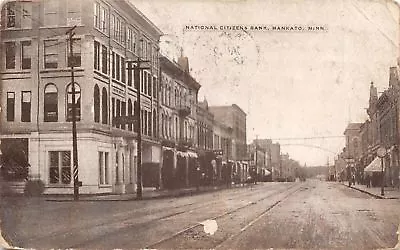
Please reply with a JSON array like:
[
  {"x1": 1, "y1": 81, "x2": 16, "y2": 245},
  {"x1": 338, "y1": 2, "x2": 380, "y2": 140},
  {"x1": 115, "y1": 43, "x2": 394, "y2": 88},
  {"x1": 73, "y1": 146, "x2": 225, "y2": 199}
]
[
  {"x1": 28, "y1": 133, "x2": 40, "y2": 180},
  {"x1": 117, "y1": 146, "x2": 124, "y2": 185}
]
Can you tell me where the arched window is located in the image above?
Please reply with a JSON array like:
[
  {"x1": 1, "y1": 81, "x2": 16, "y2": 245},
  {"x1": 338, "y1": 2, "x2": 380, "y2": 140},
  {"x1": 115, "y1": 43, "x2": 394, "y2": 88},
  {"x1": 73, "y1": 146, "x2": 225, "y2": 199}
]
[
  {"x1": 144, "y1": 110, "x2": 148, "y2": 136},
  {"x1": 102, "y1": 88, "x2": 108, "y2": 124},
  {"x1": 153, "y1": 109, "x2": 157, "y2": 137},
  {"x1": 44, "y1": 84, "x2": 58, "y2": 122},
  {"x1": 175, "y1": 117, "x2": 179, "y2": 139},
  {"x1": 128, "y1": 99, "x2": 132, "y2": 131},
  {"x1": 161, "y1": 114, "x2": 164, "y2": 138},
  {"x1": 94, "y1": 85, "x2": 100, "y2": 123},
  {"x1": 169, "y1": 116, "x2": 172, "y2": 138},
  {"x1": 66, "y1": 83, "x2": 81, "y2": 121}
]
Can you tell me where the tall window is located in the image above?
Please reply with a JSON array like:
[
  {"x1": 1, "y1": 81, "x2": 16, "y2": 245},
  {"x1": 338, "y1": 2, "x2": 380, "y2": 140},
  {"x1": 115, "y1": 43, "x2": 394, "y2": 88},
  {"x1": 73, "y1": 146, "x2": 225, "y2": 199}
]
[
  {"x1": 44, "y1": 0, "x2": 58, "y2": 26},
  {"x1": 128, "y1": 99, "x2": 133, "y2": 131},
  {"x1": 115, "y1": 54, "x2": 120, "y2": 81},
  {"x1": 49, "y1": 151, "x2": 71, "y2": 184},
  {"x1": 5, "y1": 42, "x2": 16, "y2": 69},
  {"x1": 67, "y1": 1, "x2": 81, "y2": 25},
  {"x1": 67, "y1": 38, "x2": 81, "y2": 67},
  {"x1": 44, "y1": 84, "x2": 58, "y2": 122},
  {"x1": 153, "y1": 77, "x2": 157, "y2": 98},
  {"x1": 101, "y1": 45, "x2": 108, "y2": 74},
  {"x1": 21, "y1": 41, "x2": 32, "y2": 69},
  {"x1": 134, "y1": 101, "x2": 139, "y2": 132},
  {"x1": 21, "y1": 91, "x2": 31, "y2": 122},
  {"x1": 127, "y1": 62, "x2": 133, "y2": 87},
  {"x1": 94, "y1": 85, "x2": 100, "y2": 123},
  {"x1": 21, "y1": 2, "x2": 32, "y2": 29},
  {"x1": 121, "y1": 101, "x2": 126, "y2": 130},
  {"x1": 112, "y1": 52, "x2": 115, "y2": 78},
  {"x1": 102, "y1": 88, "x2": 108, "y2": 124},
  {"x1": 44, "y1": 40, "x2": 58, "y2": 68},
  {"x1": 6, "y1": 2, "x2": 16, "y2": 28},
  {"x1": 6, "y1": 92, "x2": 15, "y2": 122},
  {"x1": 94, "y1": 2, "x2": 100, "y2": 27},
  {"x1": 121, "y1": 57, "x2": 126, "y2": 83},
  {"x1": 94, "y1": 41, "x2": 100, "y2": 70},
  {"x1": 148, "y1": 74, "x2": 152, "y2": 97},
  {"x1": 100, "y1": 6, "x2": 108, "y2": 33},
  {"x1": 153, "y1": 110, "x2": 157, "y2": 137},
  {"x1": 99, "y1": 151, "x2": 109, "y2": 185},
  {"x1": 66, "y1": 83, "x2": 81, "y2": 121}
]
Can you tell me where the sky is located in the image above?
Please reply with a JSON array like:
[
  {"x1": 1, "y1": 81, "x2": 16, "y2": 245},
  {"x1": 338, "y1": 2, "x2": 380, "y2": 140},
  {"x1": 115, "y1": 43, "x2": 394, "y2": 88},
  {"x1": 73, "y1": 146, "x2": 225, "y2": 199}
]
[{"x1": 133, "y1": 0, "x2": 399, "y2": 166}]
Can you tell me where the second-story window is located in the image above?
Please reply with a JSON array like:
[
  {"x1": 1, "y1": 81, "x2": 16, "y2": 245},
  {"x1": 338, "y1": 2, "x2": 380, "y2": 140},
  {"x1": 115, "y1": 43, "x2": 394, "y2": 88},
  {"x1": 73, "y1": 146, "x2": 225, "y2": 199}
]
[
  {"x1": 6, "y1": 92, "x2": 15, "y2": 122},
  {"x1": 44, "y1": 0, "x2": 58, "y2": 27},
  {"x1": 67, "y1": 1, "x2": 81, "y2": 25},
  {"x1": 6, "y1": 2, "x2": 16, "y2": 28},
  {"x1": 94, "y1": 41, "x2": 100, "y2": 71},
  {"x1": 44, "y1": 40, "x2": 58, "y2": 69},
  {"x1": 67, "y1": 38, "x2": 81, "y2": 67},
  {"x1": 66, "y1": 83, "x2": 81, "y2": 122},
  {"x1": 5, "y1": 42, "x2": 16, "y2": 69},
  {"x1": 21, "y1": 2, "x2": 32, "y2": 29},
  {"x1": 21, "y1": 91, "x2": 31, "y2": 122},
  {"x1": 21, "y1": 41, "x2": 32, "y2": 70},
  {"x1": 101, "y1": 45, "x2": 108, "y2": 74}
]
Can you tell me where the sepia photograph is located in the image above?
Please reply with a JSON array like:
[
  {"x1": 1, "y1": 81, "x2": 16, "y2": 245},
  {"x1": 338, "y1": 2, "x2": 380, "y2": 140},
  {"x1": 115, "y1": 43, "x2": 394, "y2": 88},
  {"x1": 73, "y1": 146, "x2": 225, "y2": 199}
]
[{"x1": 0, "y1": 0, "x2": 399, "y2": 249}]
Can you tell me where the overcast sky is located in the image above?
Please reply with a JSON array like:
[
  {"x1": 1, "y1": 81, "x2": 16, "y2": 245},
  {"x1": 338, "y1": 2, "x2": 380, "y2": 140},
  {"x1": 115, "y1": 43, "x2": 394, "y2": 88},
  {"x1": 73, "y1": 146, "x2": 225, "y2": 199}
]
[{"x1": 134, "y1": 0, "x2": 399, "y2": 166}]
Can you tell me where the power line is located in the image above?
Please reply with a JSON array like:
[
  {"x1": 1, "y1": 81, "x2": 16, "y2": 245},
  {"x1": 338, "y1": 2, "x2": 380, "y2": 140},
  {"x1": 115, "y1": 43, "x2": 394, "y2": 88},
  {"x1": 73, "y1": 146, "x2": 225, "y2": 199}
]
[{"x1": 265, "y1": 135, "x2": 345, "y2": 141}]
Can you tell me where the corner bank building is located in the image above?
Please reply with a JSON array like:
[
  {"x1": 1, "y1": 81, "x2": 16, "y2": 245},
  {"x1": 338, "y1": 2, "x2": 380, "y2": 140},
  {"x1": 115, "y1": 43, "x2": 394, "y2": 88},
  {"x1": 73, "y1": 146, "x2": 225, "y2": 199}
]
[{"x1": 0, "y1": 0, "x2": 163, "y2": 194}]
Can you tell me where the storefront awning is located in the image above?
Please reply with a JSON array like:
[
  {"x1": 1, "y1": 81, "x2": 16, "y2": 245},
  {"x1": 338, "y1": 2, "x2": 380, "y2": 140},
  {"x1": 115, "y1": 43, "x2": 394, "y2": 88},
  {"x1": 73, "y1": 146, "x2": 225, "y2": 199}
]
[
  {"x1": 364, "y1": 157, "x2": 383, "y2": 172},
  {"x1": 265, "y1": 169, "x2": 271, "y2": 176}
]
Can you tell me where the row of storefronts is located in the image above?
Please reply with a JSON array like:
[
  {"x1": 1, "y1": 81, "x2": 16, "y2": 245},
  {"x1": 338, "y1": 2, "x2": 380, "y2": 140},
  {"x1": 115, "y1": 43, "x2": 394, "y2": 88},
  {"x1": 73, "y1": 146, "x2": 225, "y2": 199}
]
[{"x1": 338, "y1": 67, "x2": 400, "y2": 188}]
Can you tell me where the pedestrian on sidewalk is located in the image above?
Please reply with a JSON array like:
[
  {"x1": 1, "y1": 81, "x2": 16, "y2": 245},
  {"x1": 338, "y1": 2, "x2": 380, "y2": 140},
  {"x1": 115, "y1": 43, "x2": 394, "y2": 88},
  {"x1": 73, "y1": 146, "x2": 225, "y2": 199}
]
[{"x1": 365, "y1": 174, "x2": 370, "y2": 188}]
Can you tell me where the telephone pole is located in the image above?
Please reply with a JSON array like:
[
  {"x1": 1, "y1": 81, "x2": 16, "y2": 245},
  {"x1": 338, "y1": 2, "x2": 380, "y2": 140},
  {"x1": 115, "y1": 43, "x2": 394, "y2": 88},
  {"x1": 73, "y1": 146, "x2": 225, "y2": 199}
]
[
  {"x1": 127, "y1": 56, "x2": 149, "y2": 200},
  {"x1": 66, "y1": 26, "x2": 80, "y2": 200}
]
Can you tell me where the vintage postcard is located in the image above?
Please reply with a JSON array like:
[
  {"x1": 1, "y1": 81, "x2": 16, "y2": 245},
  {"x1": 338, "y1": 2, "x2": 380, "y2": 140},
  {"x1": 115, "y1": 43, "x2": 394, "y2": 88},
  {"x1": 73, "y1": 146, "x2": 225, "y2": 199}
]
[{"x1": 0, "y1": 0, "x2": 399, "y2": 249}]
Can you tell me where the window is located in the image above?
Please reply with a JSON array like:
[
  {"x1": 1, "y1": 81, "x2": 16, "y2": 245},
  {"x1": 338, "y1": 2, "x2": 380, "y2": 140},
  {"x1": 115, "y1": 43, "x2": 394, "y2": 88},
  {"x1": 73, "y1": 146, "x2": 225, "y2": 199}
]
[
  {"x1": 121, "y1": 101, "x2": 126, "y2": 130},
  {"x1": 94, "y1": 85, "x2": 100, "y2": 123},
  {"x1": 67, "y1": 38, "x2": 81, "y2": 67},
  {"x1": 101, "y1": 45, "x2": 107, "y2": 74},
  {"x1": 67, "y1": 1, "x2": 81, "y2": 26},
  {"x1": 44, "y1": 0, "x2": 58, "y2": 26},
  {"x1": 153, "y1": 77, "x2": 157, "y2": 98},
  {"x1": 121, "y1": 57, "x2": 126, "y2": 83},
  {"x1": 116, "y1": 99, "x2": 121, "y2": 129},
  {"x1": 153, "y1": 110, "x2": 157, "y2": 137},
  {"x1": 6, "y1": 2, "x2": 16, "y2": 28},
  {"x1": 102, "y1": 88, "x2": 108, "y2": 124},
  {"x1": 99, "y1": 151, "x2": 109, "y2": 185},
  {"x1": 134, "y1": 65, "x2": 139, "y2": 89},
  {"x1": 148, "y1": 110, "x2": 152, "y2": 136},
  {"x1": 111, "y1": 97, "x2": 115, "y2": 126},
  {"x1": 127, "y1": 28, "x2": 133, "y2": 51},
  {"x1": 5, "y1": 42, "x2": 16, "y2": 69},
  {"x1": 66, "y1": 83, "x2": 81, "y2": 121},
  {"x1": 94, "y1": 41, "x2": 100, "y2": 70},
  {"x1": 128, "y1": 99, "x2": 133, "y2": 131},
  {"x1": 44, "y1": 40, "x2": 58, "y2": 68},
  {"x1": 116, "y1": 54, "x2": 120, "y2": 81},
  {"x1": 49, "y1": 151, "x2": 71, "y2": 184},
  {"x1": 21, "y1": 41, "x2": 32, "y2": 69},
  {"x1": 21, "y1": 91, "x2": 31, "y2": 122},
  {"x1": 94, "y1": 2, "x2": 100, "y2": 27},
  {"x1": 44, "y1": 84, "x2": 58, "y2": 122},
  {"x1": 112, "y1": 52, "x2": 115, "y2": 78},
  {"x1": 148, "y1": 74, "x2": 152, "y2": 97},
  {"x1": 100, "y1": 7, "x2": 108, "y2": 33},
  {"x1": 6, "y1": 92, "x2": 15, "y2": 122},
  {"x1": 21, "y1": 2, "x2": 32, "y2": 29},
  {"x1": 134, "y1": 101, "x2": 139, "y2": 132},
  {"x1": 127, "y1": 62, "x2": 133, "y2": 87}
]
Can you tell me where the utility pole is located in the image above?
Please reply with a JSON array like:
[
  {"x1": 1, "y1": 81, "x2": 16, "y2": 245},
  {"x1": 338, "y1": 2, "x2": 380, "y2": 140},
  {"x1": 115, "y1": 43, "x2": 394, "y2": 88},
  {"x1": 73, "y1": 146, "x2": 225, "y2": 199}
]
[
  {"x1": 255, "y1": 135, "x2": 258, "y2": 184},
  {"x1": 66, "y1": 26, "x2": 80, "y2": 201},
  {"x1": 127, "y1": 56, "x2": 149, "y2": 200}
]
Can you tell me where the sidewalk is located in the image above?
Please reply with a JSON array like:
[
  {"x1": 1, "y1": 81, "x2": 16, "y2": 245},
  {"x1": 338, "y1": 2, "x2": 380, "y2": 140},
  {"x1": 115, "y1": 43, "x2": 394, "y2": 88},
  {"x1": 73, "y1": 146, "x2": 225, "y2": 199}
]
[
  {"x1": 44, "y1": 183, "x2": 256, "y2": 202},
  {"x1": 343, "y1": 182, "x2": 400, "y2": 199}
]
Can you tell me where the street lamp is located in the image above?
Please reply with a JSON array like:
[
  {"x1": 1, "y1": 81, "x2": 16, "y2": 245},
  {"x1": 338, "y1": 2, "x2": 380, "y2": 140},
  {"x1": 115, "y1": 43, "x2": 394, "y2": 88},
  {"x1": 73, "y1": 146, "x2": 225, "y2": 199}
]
[{"x1": 377, "y1": 146, "x2": 387, "y2": 196}]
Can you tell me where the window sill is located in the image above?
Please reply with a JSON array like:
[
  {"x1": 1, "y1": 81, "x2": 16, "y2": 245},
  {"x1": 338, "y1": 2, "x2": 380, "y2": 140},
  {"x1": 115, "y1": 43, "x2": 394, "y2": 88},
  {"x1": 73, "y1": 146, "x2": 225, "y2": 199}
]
[{"x1": 99, "y1": 184, "x2": 112, "y2": 188}]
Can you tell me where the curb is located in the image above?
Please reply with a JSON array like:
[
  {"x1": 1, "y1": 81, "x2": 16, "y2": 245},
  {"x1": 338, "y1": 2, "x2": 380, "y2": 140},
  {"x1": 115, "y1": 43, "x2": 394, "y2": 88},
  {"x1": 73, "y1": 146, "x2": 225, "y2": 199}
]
[
  {"x1": 341, "y1": 183, "x2": 399, "y2": 199},
  {"x1": 44, "y1": 183, "x2": 257, "y2": 202}
]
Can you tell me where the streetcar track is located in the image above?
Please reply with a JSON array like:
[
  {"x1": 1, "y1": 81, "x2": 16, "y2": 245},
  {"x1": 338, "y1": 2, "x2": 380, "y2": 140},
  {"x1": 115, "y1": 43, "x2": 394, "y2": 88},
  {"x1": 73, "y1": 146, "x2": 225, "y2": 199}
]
[
  {"x1": 23, "y1": 184, "x2": 271, "y2": 244},
  {"x1": 145, "y1": 183, "x2": 301, "y2": 249},
  {"x1": 69, "y1": 184, "x2": 296, "y2": 249}
]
